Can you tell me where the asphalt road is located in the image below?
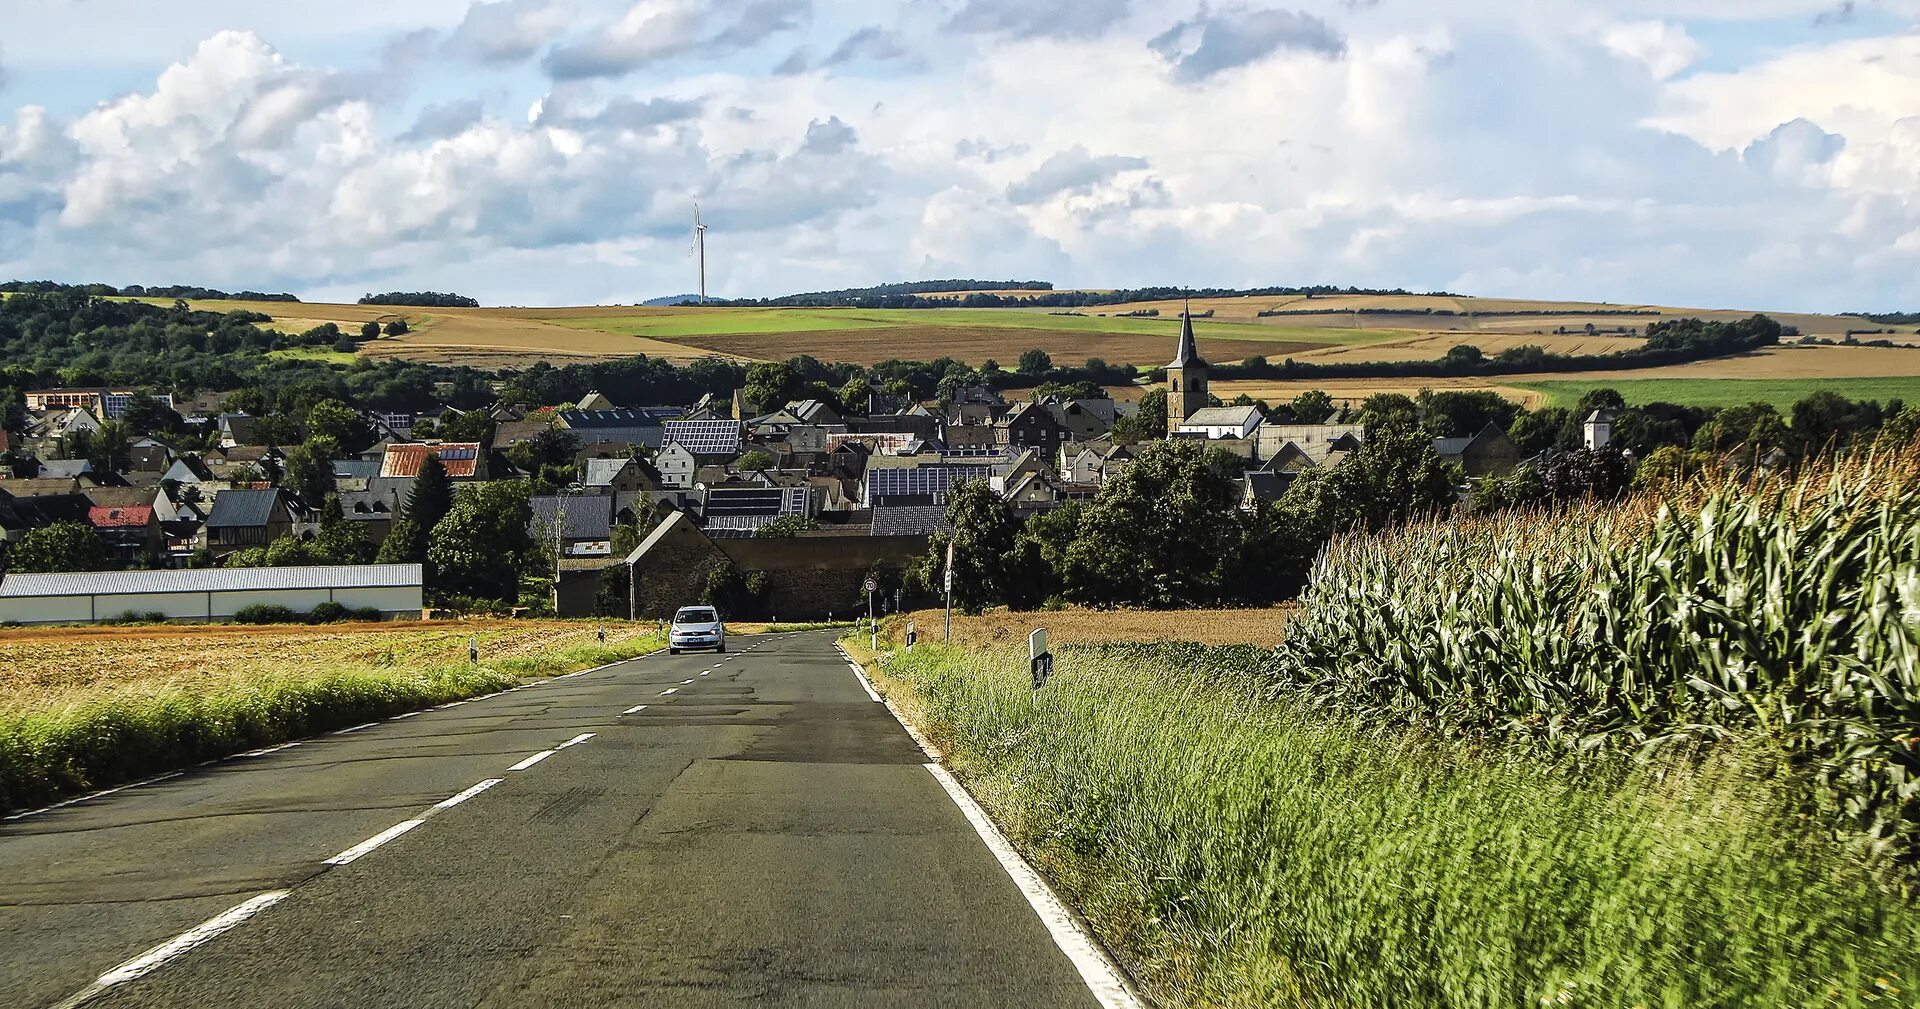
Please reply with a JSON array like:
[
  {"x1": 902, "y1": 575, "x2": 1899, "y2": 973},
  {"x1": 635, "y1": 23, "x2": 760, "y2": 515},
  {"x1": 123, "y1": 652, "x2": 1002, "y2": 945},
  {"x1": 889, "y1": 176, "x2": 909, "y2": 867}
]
[{"x1": 0, "y1": 631, "x2": 1113, "y2": 1009}]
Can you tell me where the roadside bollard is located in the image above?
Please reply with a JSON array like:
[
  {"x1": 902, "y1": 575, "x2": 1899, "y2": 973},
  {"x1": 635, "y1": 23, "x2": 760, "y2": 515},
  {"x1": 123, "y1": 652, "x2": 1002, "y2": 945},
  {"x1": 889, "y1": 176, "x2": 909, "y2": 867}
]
[{"x1": 468, "y1": 635, "x2": 478, "y2": 664}]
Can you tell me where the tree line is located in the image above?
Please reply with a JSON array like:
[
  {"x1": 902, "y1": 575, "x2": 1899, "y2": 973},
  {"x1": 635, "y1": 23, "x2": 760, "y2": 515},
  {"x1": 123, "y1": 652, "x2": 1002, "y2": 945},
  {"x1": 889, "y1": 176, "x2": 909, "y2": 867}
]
[
  {"x1": 357, "y1": 292, "x2": 480, "y2": 308},
  {"x1": 0, "y1": 281, "x2": 298, "y2": 301}
]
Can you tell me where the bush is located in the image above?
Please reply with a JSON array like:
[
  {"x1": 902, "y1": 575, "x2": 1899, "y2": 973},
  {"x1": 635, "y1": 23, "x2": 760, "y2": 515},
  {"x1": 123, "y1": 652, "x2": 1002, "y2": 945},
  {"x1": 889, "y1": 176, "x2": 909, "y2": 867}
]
[
  {"x1": 350, "y1": 606, "x2": 384, "y2": 621},
  {"x1": 103, "y1": 611, "x2": 169, "y2": 626},
  {"x1": 306, "y1": 601, "x2": 348, "y2": 624},
  {"x1": 232, "y1": 604, "x2": 297, "y2": 625}
]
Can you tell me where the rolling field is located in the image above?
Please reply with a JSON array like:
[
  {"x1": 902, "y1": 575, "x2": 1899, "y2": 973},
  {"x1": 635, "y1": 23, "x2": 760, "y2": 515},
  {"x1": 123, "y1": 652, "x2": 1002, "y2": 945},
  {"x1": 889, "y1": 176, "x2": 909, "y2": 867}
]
[{"x1": 1513, "y1": 376, "x2": 1920, "y2": 410}]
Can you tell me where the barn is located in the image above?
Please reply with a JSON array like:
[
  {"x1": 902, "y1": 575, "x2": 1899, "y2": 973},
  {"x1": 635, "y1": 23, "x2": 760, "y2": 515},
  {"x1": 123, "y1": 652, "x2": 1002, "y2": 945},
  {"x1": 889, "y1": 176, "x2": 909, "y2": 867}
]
[{"x1": 0, "y1": 564, "x2": 424, "y2": 625}]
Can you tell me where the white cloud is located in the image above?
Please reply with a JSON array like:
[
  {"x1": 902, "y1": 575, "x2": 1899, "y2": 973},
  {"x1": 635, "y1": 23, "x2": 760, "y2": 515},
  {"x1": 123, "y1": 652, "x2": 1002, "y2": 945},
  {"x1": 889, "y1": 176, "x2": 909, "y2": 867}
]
[
  {"x1": 1599, "y1": 20, "x2": 1700, "y2": 80},
  {"x1": 444, "y1": 0, "x2": 574, "y2": 64}
]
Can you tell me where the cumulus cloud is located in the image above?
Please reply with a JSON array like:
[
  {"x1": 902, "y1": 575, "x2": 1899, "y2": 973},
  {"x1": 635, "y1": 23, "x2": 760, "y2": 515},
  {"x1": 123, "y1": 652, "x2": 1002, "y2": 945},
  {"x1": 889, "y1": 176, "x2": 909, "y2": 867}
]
[
  {"x1": 1006, "y1": 145, "x2": 1149, "y2": 204},
  {"x1": 401, "y1": 98, "x2": 488, "y2": 141},
  {"x1": 444, "y1": 0, "x2": 573, "y2": 64},
  {"x1": 534, "y1": 93, "x2": 704, "y2": 130},
  {"x1": 1148, "y1": 6, "x2": 1345, "y2": 82},
  {"x1": 1600, "y1": 21, "x2": 1700, "y2": 80},
  {"x1": 1743, "y1": 118, "x2": 1845, "y2": 182},
  {"x1": 543, "y1": 0, "x2": 807, "y2": 79},
  {"x1": 946, "y1": 0, "x2": 1133, "y2": 40}
]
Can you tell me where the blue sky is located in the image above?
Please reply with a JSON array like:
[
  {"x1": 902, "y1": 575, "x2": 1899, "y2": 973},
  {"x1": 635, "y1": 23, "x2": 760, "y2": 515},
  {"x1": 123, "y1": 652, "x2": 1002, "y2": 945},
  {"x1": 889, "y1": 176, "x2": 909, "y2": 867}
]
[{"x1": 1, "y1": 0, "x2": 1917, "y2": 311}]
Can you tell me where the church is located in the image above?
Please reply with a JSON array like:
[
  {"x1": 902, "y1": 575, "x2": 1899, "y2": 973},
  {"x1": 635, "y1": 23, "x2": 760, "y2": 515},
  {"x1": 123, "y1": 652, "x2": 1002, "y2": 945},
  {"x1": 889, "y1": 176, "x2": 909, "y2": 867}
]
[{"x1": 1165, "y1": 307, "x2": 1209, "y2": 437}]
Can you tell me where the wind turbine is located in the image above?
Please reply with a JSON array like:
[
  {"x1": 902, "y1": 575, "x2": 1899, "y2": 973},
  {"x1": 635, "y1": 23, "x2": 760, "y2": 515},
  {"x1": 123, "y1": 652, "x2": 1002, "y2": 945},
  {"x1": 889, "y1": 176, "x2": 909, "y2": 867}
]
[{"x1": 690, "y1": 202, "x2": 708, "y2": 304}]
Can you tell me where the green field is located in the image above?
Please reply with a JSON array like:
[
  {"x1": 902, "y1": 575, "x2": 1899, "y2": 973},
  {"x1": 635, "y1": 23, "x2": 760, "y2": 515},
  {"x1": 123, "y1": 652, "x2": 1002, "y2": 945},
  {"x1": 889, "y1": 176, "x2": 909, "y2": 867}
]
[
  {"x1": 546, "y1": 306, "x2": 1397, "y2": 347},
  {"x1": 1515, "y1": 376, "x2": 1920, "y2": 410},
  {"x1": 266, "y1": 346, "x2": 359, "y2": 365}
]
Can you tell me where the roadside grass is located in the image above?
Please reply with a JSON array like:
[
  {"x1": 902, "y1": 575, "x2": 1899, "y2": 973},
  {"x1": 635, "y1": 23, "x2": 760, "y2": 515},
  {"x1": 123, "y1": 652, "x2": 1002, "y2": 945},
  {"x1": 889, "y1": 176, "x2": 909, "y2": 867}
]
[
  {"x1": 748, "y1": 621, "x2": 859, "y2": 634},
  {"x1": 0, "y1": 625, "x2": 662, "y2": 814},
  {"x1": 1513, "y1": 375, "x2": 1920, "y2": 409},
  {"x1": 855, "y1": 638, "x2": 1920, "y2": 1009}
]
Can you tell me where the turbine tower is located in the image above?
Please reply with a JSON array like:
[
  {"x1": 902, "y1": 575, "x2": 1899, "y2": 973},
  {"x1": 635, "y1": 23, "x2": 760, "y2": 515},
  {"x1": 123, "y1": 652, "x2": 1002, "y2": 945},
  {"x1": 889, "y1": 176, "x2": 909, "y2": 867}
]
[{"x1": 691, "y1": 202, "x2": 708, "y2": 304}]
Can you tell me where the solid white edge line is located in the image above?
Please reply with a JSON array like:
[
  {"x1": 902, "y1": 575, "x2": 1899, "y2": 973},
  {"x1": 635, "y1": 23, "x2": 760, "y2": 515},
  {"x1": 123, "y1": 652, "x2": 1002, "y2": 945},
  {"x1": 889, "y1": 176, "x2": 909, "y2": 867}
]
[
  {"x1": 623, "y1": 704, "x2": 649, "y2": 714},
  {"x1": 848, "y1": 663, "x2": 883, "y2": 703},
  {"x1": 390, "y1": 710, "x2": 421, "y2": 719},
  {"x1": 924, "y1": 763, "x2": 1143, "y2": 1009},
  {"x1": 431, "y1": 778, "x2": 503, "y2": 811},
  {"x1": 236, "y1": 741, "x2": 300, "y2": 758},
  {"x1": 322, "y1": 818, "x2": 425, "y2": 866},
  {"x1": 557, "y1": 732, "x2": 595, "y2": 749},
  {"x1": 331, "y1": 722, "x2": 377, "y2": 736},
  {"x1": 508, "y1": 750, "x2": 556, "y2": 771},
  {"x1": 3, "y1": 771, "x2": 184, "y2": 822},
  {"x1": 54, "y1": 890, "x2": 293, "y2": 1008}
]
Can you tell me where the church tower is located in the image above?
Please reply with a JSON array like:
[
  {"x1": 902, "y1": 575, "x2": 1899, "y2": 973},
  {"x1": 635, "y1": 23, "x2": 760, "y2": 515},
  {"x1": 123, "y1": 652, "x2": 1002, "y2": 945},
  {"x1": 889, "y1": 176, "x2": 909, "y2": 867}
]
[{"x1": 1165, "y1": 305, "x2": 1208, "y2": 436}]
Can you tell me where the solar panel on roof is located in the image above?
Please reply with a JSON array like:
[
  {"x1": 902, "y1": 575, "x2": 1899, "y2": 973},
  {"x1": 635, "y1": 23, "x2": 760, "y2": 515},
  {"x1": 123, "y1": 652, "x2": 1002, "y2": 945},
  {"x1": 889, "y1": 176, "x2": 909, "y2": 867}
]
[
  {"x1": 663, "y1": 420, "x2": 741, "y2": 456},
  {"x1": 867, "y1": 466, "x2": 990, "y2": 498},
  {"x1": 439, "y1": 446, "x2": 477, "y2": 460}
]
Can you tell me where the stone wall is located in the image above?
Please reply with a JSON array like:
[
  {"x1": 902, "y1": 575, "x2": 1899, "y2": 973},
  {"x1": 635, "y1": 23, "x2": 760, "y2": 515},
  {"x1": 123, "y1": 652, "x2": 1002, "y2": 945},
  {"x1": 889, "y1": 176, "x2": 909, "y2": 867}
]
[
  {"x1": 629, "y1": 517, "x2": 731, "y2": 619},
  {"x1": 718, "y1": 535, "x2": 928, "y2": 621}
]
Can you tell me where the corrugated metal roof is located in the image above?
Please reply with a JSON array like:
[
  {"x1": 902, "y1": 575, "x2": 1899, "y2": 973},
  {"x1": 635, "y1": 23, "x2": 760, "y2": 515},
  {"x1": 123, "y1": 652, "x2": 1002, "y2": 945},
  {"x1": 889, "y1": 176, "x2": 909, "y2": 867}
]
[
  {"x1": 381, "y1": 443, "x2": 481, "y2": 478},
  {"x1": 0, "y1": 563, "x2": 424, "y2": 598}
]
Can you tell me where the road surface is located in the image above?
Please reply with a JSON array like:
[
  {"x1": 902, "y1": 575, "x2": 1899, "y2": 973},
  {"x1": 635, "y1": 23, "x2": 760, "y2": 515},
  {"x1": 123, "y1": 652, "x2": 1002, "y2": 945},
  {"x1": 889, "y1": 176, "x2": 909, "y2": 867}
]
[{"x1": 0, "y1": 631, "x2": 1122, "y2": 1008}]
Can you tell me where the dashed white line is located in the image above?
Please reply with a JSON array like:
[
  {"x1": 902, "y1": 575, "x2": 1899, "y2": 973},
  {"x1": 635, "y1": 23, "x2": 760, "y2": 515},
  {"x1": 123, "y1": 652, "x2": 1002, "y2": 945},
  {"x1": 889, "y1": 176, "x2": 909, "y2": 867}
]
[
  {"x1": 508, "y1": 750, "x2": 556, "y2": 771},
  {"x1": 659, "y1": 687, "x2": 678, "y2": 695},
  {"x1": 331, "y1": 722, "x2": 377, "y2": 736},
  {"x1": 431, "y1": 778, "x2": 502, "y2": 811},
  {"x1": 557, "y1": 732, "x2": 596, "y2": 749},
  {"x1": 623, "y1": 704, "x2": 649, "y2": 714},
  {"x1": 323, "y1": 819, "x2": 425, "y2": 865},
  {"x1": 51, "y1": 890, "x2": 292, "y2": 1009},
  {"x1": 682, "y1": 678, "x2": 695, "y2": 684},
  {"x1": 700, "y1": 671, "x2": 709, "y2": 676},
  {"x1": 925, "y1": 763, "x2": 1143, "y2": 1009}
]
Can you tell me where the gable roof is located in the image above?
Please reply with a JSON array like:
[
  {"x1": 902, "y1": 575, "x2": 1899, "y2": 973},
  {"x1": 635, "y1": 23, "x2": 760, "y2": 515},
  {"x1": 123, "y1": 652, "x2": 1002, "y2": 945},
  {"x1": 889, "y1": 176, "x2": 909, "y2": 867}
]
[
  {"x1": 205, "y1": 488, "x2": 285, "y2": 528},
  {"x1": 871, "y1": 503, "x2": 951, "y2": 537},
  {"x1": 88, "y1": 505, "x2": 154, "y2": 528},
  {"x1": 582, "y1": 457, "x2": 635, "y2": 487},
  {"x1": 380, "y1": 442, "x2": 481, "y2": 478},
  {"x1": 1182, "y1": 405, "x2": 1262, "y2": 428},
  {"x1": 661, "y1": 420, "x2": 742, "y2": 457},
  {"x1": 529, "y1": 493, "x2": 615, "y2": 540}
]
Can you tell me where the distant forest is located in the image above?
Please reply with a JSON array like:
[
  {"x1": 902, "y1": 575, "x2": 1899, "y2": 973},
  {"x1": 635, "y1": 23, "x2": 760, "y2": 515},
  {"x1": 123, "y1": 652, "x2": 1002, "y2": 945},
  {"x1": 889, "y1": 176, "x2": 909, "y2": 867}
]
[
  {"x1": 0, "y1": 280, "x2": 299, "y2": 302},
  {"x1": 708, "y1": 282, "x2": 1460, "y2": 310},
  {"x1": 1856, "y1": 311, "x2": 1920, "y2": 325},
  {"x1": 358, "y1": 292, "x2": 481, "y2": 308}
]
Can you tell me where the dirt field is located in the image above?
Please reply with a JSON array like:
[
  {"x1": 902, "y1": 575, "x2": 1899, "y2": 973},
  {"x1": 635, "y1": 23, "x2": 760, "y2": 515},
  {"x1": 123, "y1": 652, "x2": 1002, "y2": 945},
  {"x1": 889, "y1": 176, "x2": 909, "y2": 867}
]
[
  {"x1": 0, "y1": 620, "x2": 649, "y2": 711},
  {"x1": 890, "y1": 607, "x2": 1292, "y2": 649}
]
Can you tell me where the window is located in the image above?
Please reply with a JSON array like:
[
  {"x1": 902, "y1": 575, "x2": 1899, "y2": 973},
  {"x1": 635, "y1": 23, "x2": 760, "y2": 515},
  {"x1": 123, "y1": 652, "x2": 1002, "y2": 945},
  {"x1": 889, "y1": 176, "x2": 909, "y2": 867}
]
[{"x1": 675, "y1": 607, "x2": 718, "y2": 623}]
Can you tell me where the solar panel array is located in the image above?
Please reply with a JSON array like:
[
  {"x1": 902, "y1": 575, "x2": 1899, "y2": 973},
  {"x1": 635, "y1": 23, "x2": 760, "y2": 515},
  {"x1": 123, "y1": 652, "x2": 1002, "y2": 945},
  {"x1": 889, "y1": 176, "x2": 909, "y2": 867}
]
[
  {"x1": 703, "y1": 486, "x2": 807, "y2": 517},
  {"x1": 866, "y1": 465, "x2": 992, "y2": 500},
  {"x1": 437, "y1": 446, "x2": 478, "y2": 461},
  {"x1": 662, "y1": 420, "x2": 741, "y2": 457}
]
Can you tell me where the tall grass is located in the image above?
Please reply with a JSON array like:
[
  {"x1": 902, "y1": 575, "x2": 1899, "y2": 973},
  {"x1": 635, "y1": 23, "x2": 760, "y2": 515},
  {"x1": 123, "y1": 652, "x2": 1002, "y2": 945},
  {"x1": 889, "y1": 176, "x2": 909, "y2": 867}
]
[
  {"x1": 0, "y1": 636, "x2": 659, "y2": 813},
  {"x1": 871, "y1": 642, "x2": 1920, "y2": 1008},
  {"x1": 1274, "y1": 451, "x2": 1920, "y2": 854}
]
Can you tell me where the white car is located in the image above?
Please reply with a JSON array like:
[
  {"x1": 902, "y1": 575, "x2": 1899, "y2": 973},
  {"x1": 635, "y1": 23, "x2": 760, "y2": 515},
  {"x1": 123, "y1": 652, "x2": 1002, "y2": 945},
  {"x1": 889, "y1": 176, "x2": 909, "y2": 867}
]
[{"x1": 668, "y1": 606, "x2": 726, "y2": 654}]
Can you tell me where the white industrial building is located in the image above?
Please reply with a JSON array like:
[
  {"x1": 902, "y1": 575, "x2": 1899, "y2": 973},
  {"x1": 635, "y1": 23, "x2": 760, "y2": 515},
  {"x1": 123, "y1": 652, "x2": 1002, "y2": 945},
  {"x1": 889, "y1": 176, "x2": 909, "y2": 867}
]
[{"x1": 0, "y1": 564, "x2": 424, "y2": 625}]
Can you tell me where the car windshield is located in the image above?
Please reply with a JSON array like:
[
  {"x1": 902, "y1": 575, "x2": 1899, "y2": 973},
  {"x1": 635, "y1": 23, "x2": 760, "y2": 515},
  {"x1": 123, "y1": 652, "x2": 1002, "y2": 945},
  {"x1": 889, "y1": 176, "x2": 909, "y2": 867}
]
[{"x1": 675, "y1": 608, "x2": 718, "y2": 624}]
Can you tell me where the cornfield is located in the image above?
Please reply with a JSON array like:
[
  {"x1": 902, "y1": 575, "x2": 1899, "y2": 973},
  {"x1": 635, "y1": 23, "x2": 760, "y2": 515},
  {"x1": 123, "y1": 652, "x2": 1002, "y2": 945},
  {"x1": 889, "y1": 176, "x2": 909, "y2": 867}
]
[{"x1": 1272, "y1": 451, "x2": 1920, "y2": 855}]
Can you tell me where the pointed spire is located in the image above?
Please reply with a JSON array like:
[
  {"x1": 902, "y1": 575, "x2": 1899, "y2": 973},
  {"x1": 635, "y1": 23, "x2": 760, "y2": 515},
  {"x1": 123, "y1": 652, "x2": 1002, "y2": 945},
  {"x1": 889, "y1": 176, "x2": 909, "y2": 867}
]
[{"x1": 1168, "y1": 300, "x2": 1205, "y2": 369}]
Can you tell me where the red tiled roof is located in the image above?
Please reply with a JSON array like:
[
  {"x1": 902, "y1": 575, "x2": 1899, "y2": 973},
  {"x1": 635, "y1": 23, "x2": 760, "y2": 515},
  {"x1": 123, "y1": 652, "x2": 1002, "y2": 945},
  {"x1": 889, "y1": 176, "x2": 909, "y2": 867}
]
[
  {"x1": 380, "y1": 442, "x2": 481, "y2": 479},
  {"x1": 88, "y1": 505, "x2": 153, "y2": 528}
]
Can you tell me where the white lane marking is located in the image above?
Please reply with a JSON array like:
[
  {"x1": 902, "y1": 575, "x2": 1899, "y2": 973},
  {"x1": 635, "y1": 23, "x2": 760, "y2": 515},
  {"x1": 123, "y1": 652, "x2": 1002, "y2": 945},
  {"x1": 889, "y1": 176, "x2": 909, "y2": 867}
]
[
  {"x1": 849, "y1": 664, "x2": 883, "y2": 703},
  {"x1": 623, "y1": 704, "x2": 649, "y2": 714},
  {"x1": 236, "y1": 742, "x2": 301, "y2": 758},
  {"x1": 2, "y1": 771, "x2": 184, "y2": 822},
  {"x1": 925, "y1": 763, "x2": 1143, "y2": 1009},
  {"x1": 509, "y1": 750, "x2": 556, "y2": 771},
  {"x1": 431, "y1": 778, "x2": 503, "y2": 811},
  {"x1": 331, "y1": 722, "x2": 377, "y2": 736},
  {"x1": 699, "y1": 671, "x2": 709, "y2": 676},
  {"x1": 391, "y1": 710, "x2": 420, "y2": 719},
  {"x1": 659, "y1": 687, "x2": 678, "y2": 695},
  {"x1": 436, "y1": 700, "x2": 468, "y2": 709},
  {"x1": 557, "y1": 732, "x2": 596, "y2": 749},
  {"x1": 53, "y1": 890, "x2": 293, "y2": 1009},
  {"x1": 683, "y1": 678, "x2": 695, "y2": 684},
  {"x1": 323, "y1": 818, "x2": 426, "y2": 865}
]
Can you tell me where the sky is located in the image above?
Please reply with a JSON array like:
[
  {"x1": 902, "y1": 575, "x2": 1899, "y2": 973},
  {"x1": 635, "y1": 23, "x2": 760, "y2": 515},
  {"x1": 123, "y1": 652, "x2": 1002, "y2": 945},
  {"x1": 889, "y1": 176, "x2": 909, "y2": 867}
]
[{"x1": 1, "y1": 0, "x2": 1918, "y2": 311}]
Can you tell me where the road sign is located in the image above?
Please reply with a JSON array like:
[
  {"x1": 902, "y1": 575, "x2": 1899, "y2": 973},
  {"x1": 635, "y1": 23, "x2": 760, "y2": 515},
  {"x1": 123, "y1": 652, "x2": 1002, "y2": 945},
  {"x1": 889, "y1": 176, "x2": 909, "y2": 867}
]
[{"x1": 863, "y1": 576, "x2": 877, "y2": 594}]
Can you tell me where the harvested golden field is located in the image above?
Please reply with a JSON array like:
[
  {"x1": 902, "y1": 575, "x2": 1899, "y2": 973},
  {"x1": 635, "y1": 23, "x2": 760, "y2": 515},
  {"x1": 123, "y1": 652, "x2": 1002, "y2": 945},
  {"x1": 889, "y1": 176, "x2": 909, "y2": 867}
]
[
  {"x1": 683, "y1": 326, "x2": 1301, "y2": 368},
  {"x1": 889, "y1": 607, "x2": 1292, "y2": 649},
  {"x1": 0, "y1": 619, "x2": 652, "y2": 711},
  {"x1": 1293, "y1": 331, "x2": 1644, "y2": 364}
]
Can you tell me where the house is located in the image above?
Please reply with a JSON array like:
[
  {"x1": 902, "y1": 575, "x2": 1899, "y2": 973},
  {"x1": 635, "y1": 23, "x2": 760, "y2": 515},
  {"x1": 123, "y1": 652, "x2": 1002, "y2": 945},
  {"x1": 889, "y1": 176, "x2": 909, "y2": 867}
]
[
  {"x1": 785, "y1": 399, "x2": 843, "y2": 426},
  {"x1": 380, "y1": 442, "x2": 486, "y2": 480},
  {"x1": 1254, "y1": 423, "x2": 1365, "y2": 465},
  {"x1": 1040, "y1": 397, "x2": 1118, "y2": 442},
  {"x1": 204, "y1": 488, "x2": 294, "y2": 553},
  {"x1": 529, "y1": 493, "x2": 616, "y2": 557},
  {"x1": 575, "y1": 391, "x2": 617, "y2": 411},
  {"x1": 1585, "y1": 408, "x2": 1620, "y2": 450},
  {"x1": 1434, "y1": 423, "x2": 1521, "y2": 478},
  {"x1": 0, "y1": 488, "x2": 92, "y2": 543},
  {"x1": 339, "y1": 490, "x2": 400, "y2": 545},
  {"x1": 871, "y1": 504, "x2": 951, "y2": 538},
  {"x1": 998, "y1": 401, "x2": 1069, "y2": 457},
  {"x1": 559, "y1": 409, "x2": 671, "y2": 449},
  {"x1": 87, "y1": 504, "x2": 162, "y2": 562},
  {"x1": 1242, "y1": 471, "x2": 1296, "y2": 509},
  {"x1": 1061, "y1": 442, "x2": 1109, "y2": 485},
  {"x1": 1178, "y1": 405, "x2": 1264, "y2": 440},
  {"x1": 25, "y1": 388, "x2": 173, "y2": 419},
  {"x1": 863, "y1": 460, "x2": 994, "y2": 506},
  {"x1": 490, "y1": 418, "x2": 554, "y2": 450},
  {"x1": 216, "y1": 413, "x2": 260, "y2": 448},
  {"x1": 582, "y1": 456, "x2": 656, "y2": 494},
  {"x1": 655, "y1": 441, "x2": 698, "y2": 489},
  {"x1": 37, "y1": 458, "x2": 94, "y2": 481},
  {"x1": 370, "y1": 411, "x2": 416, "y2": 440}
]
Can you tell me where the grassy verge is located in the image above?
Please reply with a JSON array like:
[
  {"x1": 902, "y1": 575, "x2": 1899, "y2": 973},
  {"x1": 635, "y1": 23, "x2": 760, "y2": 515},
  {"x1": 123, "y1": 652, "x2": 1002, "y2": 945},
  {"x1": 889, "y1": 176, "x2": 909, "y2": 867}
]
[
  {"x1": 852, "y1": 636, "x2": 1920, "y2": 1008},
  {"x1": 0, "y1": 630, "x2": 661, "y2": 814}
]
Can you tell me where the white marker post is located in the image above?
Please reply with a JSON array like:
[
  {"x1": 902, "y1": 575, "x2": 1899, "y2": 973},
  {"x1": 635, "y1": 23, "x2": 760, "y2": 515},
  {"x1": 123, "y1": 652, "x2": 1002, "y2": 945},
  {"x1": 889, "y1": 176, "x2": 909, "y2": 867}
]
[
  {"x1": 865, "y1": 576, "x2": 878, "y2": 651},
  {"x1": 906, "y1": 621, "x2": 917, "y2": 652},
  {"x1": 944, "y1": 539, "x2": 955, "y2": 643},
  {"x1": 1029, "y1": 627, "x2": 1052, "y2": 695}
]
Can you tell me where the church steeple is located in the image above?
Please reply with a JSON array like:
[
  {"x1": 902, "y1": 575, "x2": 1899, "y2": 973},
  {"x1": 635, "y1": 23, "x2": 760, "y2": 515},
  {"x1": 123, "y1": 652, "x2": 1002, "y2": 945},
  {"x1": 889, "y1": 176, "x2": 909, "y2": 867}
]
[{"x1": 1165, "y1": 302, "x2": 1209, "y2": 437}]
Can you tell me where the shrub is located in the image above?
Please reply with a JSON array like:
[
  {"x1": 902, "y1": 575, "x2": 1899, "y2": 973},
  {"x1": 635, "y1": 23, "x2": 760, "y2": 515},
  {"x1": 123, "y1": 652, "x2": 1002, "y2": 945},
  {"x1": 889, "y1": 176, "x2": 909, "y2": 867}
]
[
  {"x1": 232, "y1": 604, "x2": 297, "y2": 625},
  {"x1": 306, "y1": 601, "x2": 349, "y2": 624},
  {"x1": 350, "y1": 606, "x2": 384, "y2": 621}
]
